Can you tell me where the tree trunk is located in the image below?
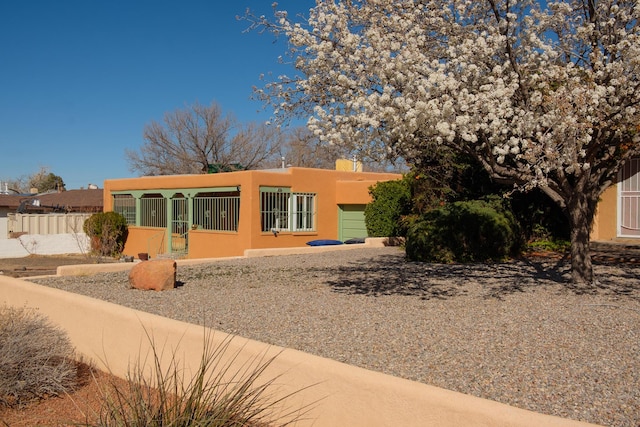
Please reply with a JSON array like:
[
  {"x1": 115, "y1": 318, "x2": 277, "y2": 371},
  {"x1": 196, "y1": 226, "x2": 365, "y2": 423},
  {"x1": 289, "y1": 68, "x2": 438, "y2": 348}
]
[{"x1": 567, "y1": 194, "x2": 596, "y2": 285}]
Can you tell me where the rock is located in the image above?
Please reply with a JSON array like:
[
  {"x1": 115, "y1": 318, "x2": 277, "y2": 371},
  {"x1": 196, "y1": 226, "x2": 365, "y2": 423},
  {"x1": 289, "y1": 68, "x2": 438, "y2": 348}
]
[{"x1": 128, "y1": 259, "x2": 176, "y2": 291}]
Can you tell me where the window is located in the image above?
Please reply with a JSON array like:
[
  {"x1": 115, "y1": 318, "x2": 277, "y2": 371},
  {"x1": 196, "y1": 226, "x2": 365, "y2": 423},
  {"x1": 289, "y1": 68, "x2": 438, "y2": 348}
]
[
  {"x1": 260, "y1": 188, "x2": 316, "y2": 232},
  {"x1": 293, "y1": 193, "x2": 315, "y2": 231},
  {"x1": 193, "y1": 191, "x2": 240, "y2": 231},
  {"x1": 112, "y1": 194, "x2": 136, "y2": 225},
  {"x1": 620, "y1": 158, "x2": 640, "y2": 236},
  {"x1": 261, "y1": 189, "x2": 290, "y2": 232},
  {"x1": 140, "y1": 194, "x2": 167, "y2": 228}
]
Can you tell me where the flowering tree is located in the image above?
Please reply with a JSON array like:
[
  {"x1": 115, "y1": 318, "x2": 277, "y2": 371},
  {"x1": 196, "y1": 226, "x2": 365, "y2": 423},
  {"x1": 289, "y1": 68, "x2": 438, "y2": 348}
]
[{"x1": 248, "y1": 0, "x2": 640, "y2": 284}]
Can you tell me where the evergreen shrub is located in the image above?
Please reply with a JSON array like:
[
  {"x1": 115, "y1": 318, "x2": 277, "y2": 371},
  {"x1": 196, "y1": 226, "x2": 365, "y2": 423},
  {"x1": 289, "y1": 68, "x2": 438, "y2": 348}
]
[
  {"x1": 364, "y1": 178, "x2": 412, "y2": 237},
  {"x1": 83, "y1": 211, "x2": 128, "y2": 257},
  {"x1": 405, "y1": 197, "x2": 522, "y2": 263},
  {"x1": 509, "y1": 189, "x2": 570, "y2": 245}
]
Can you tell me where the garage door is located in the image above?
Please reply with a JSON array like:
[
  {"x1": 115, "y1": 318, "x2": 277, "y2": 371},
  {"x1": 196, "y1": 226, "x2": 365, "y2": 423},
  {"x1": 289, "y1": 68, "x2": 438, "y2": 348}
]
[{"x1": 338, "y1": 204, "x2": 368, "y2": 241}]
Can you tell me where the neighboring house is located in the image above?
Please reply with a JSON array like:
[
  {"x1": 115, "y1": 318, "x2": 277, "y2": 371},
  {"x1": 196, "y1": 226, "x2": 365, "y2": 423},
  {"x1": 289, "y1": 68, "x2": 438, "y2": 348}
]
[
  {"x1": 103, "y1": 166, "x2": 402, "y2": 259},
  {"x1": 0, "y1": 194, "x2": 21, "y2": 239},
  {"x1": 0, "y1": 189, "x2": 103, "y2": 239},
  {"x1": 593, "y1": 158, "x2": 640, "y2": 241}
]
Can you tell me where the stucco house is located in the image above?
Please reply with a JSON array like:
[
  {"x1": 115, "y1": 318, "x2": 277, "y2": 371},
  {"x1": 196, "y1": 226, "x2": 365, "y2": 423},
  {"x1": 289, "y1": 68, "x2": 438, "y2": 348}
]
[
  {"x1": 593, "y1": 158, "x2": 640, "y2": 241},
  {"x1": 103, "y1": 166, "x2": 402, "y2": 259}
]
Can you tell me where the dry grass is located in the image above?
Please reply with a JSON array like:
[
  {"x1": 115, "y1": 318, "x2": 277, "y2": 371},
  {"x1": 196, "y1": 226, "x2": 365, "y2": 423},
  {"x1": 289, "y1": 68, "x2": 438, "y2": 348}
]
[
  {"x1": 0, "y1": 364, "x2": 124, "y2": 426},
  {"x1": 0, "y1": 305, "x2": 79, "y2": 409},
  {"x1": 0, "y1": 315, "x2": 315, "y2": 427}
]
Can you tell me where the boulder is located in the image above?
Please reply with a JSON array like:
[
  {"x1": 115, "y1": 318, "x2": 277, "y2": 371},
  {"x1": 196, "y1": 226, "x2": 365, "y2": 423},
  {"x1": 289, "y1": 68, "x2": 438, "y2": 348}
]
[{"x1": 129, "y1": 259, "x2": 176, "y2": 291}]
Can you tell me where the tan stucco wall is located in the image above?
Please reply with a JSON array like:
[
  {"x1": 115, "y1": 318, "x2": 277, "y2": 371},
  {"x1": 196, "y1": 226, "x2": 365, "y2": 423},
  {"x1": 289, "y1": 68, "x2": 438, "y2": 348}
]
[
  {"x1": 336, "y1": 180, "x2": 392, "y2": 205},
  {"x1": 592, "y1": 184, "x2": 618, "y2": 241},
  {"x1": 1, "y1": 273, "x2": 600, "y2": 427},
  {"x1": 187, "y1": 230, "x2": 247, "y2": 258},
  {"x1": 121, "y1": 226, "x2": 168, "y2": 259}
]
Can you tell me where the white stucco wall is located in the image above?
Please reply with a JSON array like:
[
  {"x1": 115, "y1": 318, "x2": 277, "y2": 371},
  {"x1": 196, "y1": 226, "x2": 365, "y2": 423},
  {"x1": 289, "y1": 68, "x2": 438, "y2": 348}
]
[{"x1": 0, "y1": 233, "x2": 89, "y2": 258}]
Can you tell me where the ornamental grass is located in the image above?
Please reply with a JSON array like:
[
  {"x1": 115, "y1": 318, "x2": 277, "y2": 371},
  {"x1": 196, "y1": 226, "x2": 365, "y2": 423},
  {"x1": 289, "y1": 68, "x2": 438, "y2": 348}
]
[{"x1": 87, "y1": 329, "x2": 315, "y2": 427}]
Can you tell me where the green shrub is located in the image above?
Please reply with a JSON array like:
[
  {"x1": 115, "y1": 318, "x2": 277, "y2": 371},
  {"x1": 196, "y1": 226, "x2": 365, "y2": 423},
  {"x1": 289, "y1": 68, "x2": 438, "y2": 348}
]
[
  {"x1": 526, "y1": 239, "x2": 571, "y2": 253},
  {"x1": 83, "y1": 212, "x2": 128, "y2": 257},
  {"x1": 405, "y1": 197, "x2": 522, "y2": 263},
  {"x1": 0, "y1": 305, "x2": 79, "y2": 408},
  {"x1": 404, "y1": 214, "x2": 455, "y2": 263},
  {"x1": 509, "y1": 188, "x2": 570, "y2": 244},
  {"x1": 364, "y1": 179, "x2": 412, "y2": 237},
  {"x1": 90, "y1": 330, "x2": 313, "y2": 427}
]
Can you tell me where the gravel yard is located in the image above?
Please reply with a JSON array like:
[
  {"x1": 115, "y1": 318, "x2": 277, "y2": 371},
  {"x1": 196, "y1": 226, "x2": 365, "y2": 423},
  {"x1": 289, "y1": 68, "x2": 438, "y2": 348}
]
[{"x1": 32, "y1": 246, "x2": 639, "y2": 427}]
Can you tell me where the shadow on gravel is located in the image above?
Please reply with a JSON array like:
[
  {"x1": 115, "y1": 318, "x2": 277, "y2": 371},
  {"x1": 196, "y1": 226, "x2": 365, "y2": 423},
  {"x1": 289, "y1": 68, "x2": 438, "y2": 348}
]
[
  {"x1": 322, "y1": 249, "x2": 639, "y2": 301},
  {"x1": 566, "y1": 268, "x2": 640, "y2": 299}
]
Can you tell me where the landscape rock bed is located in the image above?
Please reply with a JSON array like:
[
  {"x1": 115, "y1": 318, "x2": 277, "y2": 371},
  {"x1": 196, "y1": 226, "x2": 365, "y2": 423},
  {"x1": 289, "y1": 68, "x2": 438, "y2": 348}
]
[{"x1": 32, "y1": 246, "x2": 640, "y2": 427}]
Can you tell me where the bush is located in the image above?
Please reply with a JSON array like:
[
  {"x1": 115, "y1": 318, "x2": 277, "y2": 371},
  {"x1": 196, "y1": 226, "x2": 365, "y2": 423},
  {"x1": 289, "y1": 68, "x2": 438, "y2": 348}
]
[
  {"x1": 509, "y1": 189, "x2": 570, "y2": 244},
  {"x1": 0, "y1": 305, "x2": 79, "y2": 408},
  {"x1": 364, "y1": 179, "x2": 412, "y2": 237},
  {"x1": 526, "y1": 238, "x2": 571, "y2": 253},
  {"x1": 405, "y1": 197, "x2": 522, "y2": 263},
  {"x1": 91, "y1": 330, "x2": 313, "y2": 426},
  {"x1": 83, "y1": 212, "x2": 128, "y2": 257}
]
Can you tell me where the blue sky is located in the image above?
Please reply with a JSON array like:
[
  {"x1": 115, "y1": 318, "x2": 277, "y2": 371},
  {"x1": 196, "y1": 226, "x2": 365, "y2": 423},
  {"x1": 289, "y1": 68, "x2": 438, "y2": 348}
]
[{"x1": 0, "y1": 1, "x2": 313, "y2": 189}]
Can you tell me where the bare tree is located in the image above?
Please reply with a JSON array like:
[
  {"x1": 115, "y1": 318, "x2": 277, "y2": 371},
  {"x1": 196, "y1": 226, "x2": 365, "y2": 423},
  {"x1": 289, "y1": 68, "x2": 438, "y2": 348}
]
[
  {"x1": 229, "y1": 121, "x2": 287, "y2": 171},
  {"x1": 272, "y1": 127, "x2": 343, "y2": 169},
  {"x1": 269, "y1": 126, "x2": 407, "y2": 172},
  {"x1": 3, "y1": 167, "x2": 65, "y2": 194},
  {"x1": 126, "y1": 102, "x2": 284, "y2": 175},
  {"x1": 4, "y1": 177, "x2": 28, "y2": 194},
  {"x1": 29, "y1": 168, "x2": 65, "y2": 192}
]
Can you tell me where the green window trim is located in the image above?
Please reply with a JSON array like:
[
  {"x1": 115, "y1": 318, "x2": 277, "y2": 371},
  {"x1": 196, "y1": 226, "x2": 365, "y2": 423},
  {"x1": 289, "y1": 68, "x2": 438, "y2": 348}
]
[
  {"x1": 193, "y1": 192, "x2": 241, "y2": 232},
  {"x1": 110, "y1": 186, "x2": 242, "y2": 229},
  {"x1": 112, "y1": 194, "x2": 136, "y2": 225},
  {"x1": 260, "y1": 188, "x2": 316, "y2": 233}
]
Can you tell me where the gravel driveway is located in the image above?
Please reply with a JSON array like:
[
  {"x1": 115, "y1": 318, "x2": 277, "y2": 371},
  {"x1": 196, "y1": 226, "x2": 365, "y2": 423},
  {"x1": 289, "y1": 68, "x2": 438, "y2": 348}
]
[{"x1": 32, "y1": 246, "x2": 640, "y2": 427}]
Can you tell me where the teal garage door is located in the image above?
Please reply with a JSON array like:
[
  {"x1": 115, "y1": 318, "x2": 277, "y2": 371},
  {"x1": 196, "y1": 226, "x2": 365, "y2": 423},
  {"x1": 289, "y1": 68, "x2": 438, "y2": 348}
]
[{"x1": 338, "y1": 204, "x2": 368, "y2": 241}]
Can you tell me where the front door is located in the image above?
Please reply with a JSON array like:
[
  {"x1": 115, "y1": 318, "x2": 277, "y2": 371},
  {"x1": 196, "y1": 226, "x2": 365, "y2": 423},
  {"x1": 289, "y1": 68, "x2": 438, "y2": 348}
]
[
  {"x1": 619, "y1": 158, "x2": 640, "y2": 238},
  {"x1": 171, "y1": 194, "x2": 189, "y2": 254}
]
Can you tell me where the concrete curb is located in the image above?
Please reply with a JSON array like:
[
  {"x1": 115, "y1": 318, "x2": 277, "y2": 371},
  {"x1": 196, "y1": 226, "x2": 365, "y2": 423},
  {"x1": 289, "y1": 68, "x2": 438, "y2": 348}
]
[{"x1": 56, "y1": 238, "x2": 392, "y2": 277}]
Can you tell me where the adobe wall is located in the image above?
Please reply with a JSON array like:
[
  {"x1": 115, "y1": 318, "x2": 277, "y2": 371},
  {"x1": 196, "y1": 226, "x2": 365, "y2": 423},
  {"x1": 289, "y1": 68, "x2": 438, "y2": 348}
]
[
  {"x1": 335, "y1": 180, "x2": 390, "y2": 204},
  {"x1": 102, "y1": 168, "x2": 401, "y2": 212},
  {"x1": 104, "y1": 168, "x2": 402, "y2": 259},
  {"x1": 592, "y1": 184, "x2": 618, "y2": 241},
  {"x1": 1, "y1": 273, "x2": 598, "y2": 426}
]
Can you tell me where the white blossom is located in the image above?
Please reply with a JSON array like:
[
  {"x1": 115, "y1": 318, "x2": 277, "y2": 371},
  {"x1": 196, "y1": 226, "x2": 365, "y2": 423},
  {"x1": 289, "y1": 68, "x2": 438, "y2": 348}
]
[{"x1": 250, "y1": 0, "x2": 639, "y2": 255}]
